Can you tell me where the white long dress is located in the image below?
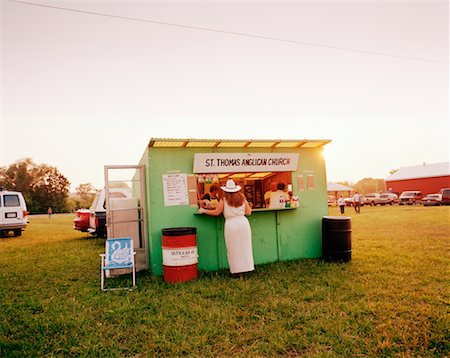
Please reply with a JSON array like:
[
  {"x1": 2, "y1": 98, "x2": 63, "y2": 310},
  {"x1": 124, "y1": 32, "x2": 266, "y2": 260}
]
[{"x1": 223, "y1": 199, "x2": 254, "y2": 274}]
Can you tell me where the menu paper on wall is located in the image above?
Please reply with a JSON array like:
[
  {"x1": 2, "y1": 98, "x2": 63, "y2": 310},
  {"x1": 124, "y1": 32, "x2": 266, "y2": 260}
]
[
  {"x1": 307, "y1": 174, "x2": 315, "y2": 190},
  {"x1": 297, "y1": 175, "x2": 305, "y2": 192},
  {"x1": 193, "y1": 153, "x2": 299, "y2": 173},
  {"x1": 187, "y1": 174, "x2": 199, "y2": 207},
  {"x1": 163, "y1": 174, "x2": 189, "y2": 206}
]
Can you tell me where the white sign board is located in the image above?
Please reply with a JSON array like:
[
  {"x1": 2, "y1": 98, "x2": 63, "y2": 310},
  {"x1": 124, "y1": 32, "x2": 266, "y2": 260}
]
[
  {"x1": 193, "y1": 153, "x2": 299, "y2": 173},
  {"x1": 162, "y1": 246, "x2": 198, "y2": 266},
  {"x1": 162, "y1": 173, "x2": 189, "y2": 206}
]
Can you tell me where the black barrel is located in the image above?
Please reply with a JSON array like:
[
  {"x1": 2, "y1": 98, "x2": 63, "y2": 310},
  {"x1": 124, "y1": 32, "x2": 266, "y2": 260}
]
[{"x1": 322, "y1": 216, "x2": 352, "y2": 262}]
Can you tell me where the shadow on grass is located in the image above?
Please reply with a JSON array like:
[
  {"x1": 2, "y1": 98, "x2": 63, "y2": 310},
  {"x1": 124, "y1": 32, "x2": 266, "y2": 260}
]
[{"x1": 141, "y1": 258, "x2": 353, "y2": 288}]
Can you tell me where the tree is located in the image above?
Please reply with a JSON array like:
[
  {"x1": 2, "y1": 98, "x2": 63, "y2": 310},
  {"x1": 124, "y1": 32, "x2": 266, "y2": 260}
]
[
  {"x1": 0, "y1": 158, "x2": 71, "y2": 213},
  {"x1": 75, "y1": 183, "x2": 97, "y2": 208},
  {"x1": 66, "y1": 196, "x2": 82, "y2": 213},
  {"x1": 0, "y1": 158, "x2": 42, "y2": 192},
  {"x1": 353, "y1": 178, "x2": 386, "y2": 194}
]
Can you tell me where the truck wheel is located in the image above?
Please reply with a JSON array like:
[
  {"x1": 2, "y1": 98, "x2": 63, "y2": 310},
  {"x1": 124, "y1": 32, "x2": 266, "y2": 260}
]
[{"x1": 14, "y1": 229, "x2": 22, "y2": 237}]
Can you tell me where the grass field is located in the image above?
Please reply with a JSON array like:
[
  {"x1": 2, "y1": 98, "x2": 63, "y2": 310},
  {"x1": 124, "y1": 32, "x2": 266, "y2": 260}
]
[{"x1": 1, "y1": 205, "x2": 449, "y2": 357}]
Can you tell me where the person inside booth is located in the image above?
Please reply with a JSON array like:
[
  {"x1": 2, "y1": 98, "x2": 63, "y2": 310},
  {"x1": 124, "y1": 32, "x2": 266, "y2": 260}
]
[
  {"x1": 264, "y1": 182, "x2": 278, "y2": 207},
  {"x1": 269, "y1": 182, "x2": 291, "y2": 208},
  {"x1": 199, "y1": 183, "x2": 220, "y2": 209}
]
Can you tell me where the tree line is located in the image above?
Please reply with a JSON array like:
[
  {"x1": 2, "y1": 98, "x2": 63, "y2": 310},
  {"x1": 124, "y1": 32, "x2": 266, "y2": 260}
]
[
  {"x1": 338, "y1": 178, "x2": 387, "y2": 194},
  {"x1": 2, "y1": 158, "x2": 389, "y2": 213},
  {"x1": 0, "y1": 158, "x2": 97, "y2": 214}
]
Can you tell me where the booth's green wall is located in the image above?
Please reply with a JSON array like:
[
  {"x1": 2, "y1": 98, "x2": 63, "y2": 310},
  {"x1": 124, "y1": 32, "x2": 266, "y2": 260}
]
[{"x1": 139, "y1": 146, "x2": 328, "y2": 276}]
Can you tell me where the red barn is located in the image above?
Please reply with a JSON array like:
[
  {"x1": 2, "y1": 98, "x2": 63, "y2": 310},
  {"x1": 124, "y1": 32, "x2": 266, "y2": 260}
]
[{"x1": 385, "y1": 162, "x2": 450, "y2": 196}]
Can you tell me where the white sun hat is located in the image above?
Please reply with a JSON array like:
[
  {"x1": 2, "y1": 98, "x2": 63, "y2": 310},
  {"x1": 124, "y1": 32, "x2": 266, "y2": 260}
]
[{"x1": 221, "y1": 179, "x2": 241, "y2": 193}]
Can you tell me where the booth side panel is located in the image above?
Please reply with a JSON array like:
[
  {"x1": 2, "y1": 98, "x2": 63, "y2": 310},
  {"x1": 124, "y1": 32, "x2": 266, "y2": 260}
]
[
  {"x1": 192, "y1": 216, "x2": 222, "y2": 272},
  {"x1": 147, "y1": 148, "x2": 221, "y2": 276},
  {"x1": 249, "y1": 212, "x2": 279, "y2": 264},
  {"x1": 279, "y1": 148, "x2": 328, "y2": 260}
]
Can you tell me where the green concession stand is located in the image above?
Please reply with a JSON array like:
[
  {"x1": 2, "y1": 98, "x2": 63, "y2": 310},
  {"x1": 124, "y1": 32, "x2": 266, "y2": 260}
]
[{"x1": 137, "y1": 138, "x2": 331, "y2": 276}]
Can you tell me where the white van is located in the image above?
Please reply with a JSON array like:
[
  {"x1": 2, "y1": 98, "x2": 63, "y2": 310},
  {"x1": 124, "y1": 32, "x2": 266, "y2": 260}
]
[{"x1": 0, "y1": 189, "x2": 28, "y2": 237}]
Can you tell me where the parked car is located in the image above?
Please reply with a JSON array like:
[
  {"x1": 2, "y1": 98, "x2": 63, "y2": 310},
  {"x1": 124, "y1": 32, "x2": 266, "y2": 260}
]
[
  {"x1": 88, "y1": 188, "x2": 131, "y2": 237},
  {"x1": 399, "y1": 190, "x2": 423, "y2": 205},
  {"x1": 364, "y1": 193, "x2": 381, "y2": 206},
  {"x1": 378, "y1": 192, "x2": 399, "y2": 205},
  {"x1": 73, "y1": 208, "x2": 91, "y2": 232},
  {"x1": 439, "y1": 188, "x2": 450, "y2": 205},
  {"x1": 0, "y1": 189, "x2": 28, "y2": 237},
  {"x1": 344, "y1": 197, "x2": 354, "y2": 207},
  {"x1": 421, "y1": 194, "x2": 442, "y2": 206},
  {"x1": 345, "y1": 195, "x2": 369, "y2": 207}
]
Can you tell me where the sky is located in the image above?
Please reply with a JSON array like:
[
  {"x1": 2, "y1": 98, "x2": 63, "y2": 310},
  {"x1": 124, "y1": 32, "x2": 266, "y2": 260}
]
[{"x1": 1, "y1": 0, "x2": 449, "y2": 191}]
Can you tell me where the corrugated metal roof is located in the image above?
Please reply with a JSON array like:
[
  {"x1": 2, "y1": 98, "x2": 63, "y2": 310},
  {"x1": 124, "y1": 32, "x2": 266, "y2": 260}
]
[
  {"x1": 386, "y1": 162, "x2": 450, "y2": 181},
  {"x1": 148, "y1": 138, "x2": 331, "y2": 148}
]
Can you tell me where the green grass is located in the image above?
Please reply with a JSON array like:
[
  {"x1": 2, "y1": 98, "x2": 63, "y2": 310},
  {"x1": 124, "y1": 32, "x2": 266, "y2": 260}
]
[{"x1": 1, "y1": 206, "x2": 449, "y2": 357}]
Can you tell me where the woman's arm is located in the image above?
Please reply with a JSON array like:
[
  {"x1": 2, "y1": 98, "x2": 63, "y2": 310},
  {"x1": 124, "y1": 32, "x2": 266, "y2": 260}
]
[
  {"x1": 244, "y1": 199, "x2": 252, "y2": 216},
  {"x1": 200, "y1": 199, "x2": 224, "y2": 216}
]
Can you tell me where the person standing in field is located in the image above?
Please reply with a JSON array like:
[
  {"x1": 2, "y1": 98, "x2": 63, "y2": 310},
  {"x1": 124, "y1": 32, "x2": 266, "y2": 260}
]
[
  {"x1": 337, "y1": 195, "x2": 346, "y2": 214},
  {"x1": 47, "y1": 207, "x2": 53, "y2": 218},
  {"x1": 353, "y1": 192, "x2": 362, "y2": 213},
  {"x1": 198, "y1": 179, "x2": 254, "y2": 276}
]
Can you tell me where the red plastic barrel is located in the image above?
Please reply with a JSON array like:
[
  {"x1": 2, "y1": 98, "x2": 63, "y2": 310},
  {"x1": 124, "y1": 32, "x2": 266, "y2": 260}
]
[{"x1": 162, "y1": 227, "x2": 198, "y2": 283}]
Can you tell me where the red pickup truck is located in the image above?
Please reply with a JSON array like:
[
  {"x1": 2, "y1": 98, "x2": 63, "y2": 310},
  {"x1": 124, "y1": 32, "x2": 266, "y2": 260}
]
[{"x1": 73, "y1": 209, "x2": 90, "y2": 232}]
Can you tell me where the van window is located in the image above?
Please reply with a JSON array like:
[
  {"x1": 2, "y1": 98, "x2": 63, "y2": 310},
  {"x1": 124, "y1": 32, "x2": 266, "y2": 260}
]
[
  {"x1": 401, "y1": 192, "x2": 415, "y2": 198},
  {"x1": 4, "y1": 195, "x2": 20, "y2": 207}
]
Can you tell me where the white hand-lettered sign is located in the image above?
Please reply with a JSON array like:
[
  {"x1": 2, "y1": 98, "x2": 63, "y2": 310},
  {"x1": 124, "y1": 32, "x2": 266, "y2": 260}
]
[
  {"x1": 162, "y1": 173, "x2": 189, "y2": 206},
  {"x1": 193, "y1": 153, "x2": 299, "y2": 173}
]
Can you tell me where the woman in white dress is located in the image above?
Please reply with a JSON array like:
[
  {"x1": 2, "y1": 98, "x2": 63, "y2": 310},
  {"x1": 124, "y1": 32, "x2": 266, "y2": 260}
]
[{"x1": 198, "y1": 179, "x2": 254, "y2": 274}]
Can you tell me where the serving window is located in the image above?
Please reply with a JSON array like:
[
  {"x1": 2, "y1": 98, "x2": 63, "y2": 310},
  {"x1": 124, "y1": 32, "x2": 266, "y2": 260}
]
[
  {"x1": 196, "y1": 171, "x2": 293, "y2": 209},
  {"x1": 193, "y1": 152, "x2": 299, "y2": 209}
]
